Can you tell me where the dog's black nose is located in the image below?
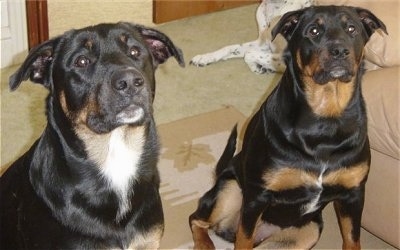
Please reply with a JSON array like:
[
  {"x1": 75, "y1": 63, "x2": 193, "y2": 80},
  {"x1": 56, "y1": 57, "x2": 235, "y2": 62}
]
[
  {"x1": 329, "y1": 45, "x2": 350, "y2": 59},
  {"x1": 111, "y1": 69, "x2": 144, "y2": 93}
]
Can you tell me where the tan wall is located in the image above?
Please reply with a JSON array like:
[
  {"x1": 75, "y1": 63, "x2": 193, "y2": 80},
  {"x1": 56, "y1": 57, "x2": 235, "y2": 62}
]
[{"x1": 47, "y1": 0, "x2": 153, "y2": 37}]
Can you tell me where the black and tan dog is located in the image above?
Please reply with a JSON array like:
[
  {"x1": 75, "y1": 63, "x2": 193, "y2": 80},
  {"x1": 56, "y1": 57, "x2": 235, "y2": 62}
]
[
  {"x1": 189, "y1": 6, "x2": 386, "y2": 250},
  {"x1": 0, "y1": 23, "x2": 184, "y2": 249}
]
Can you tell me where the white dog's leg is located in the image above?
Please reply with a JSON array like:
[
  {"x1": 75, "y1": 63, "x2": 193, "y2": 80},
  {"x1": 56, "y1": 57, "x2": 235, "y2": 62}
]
[
  {"x1": 256, "y1": 0, "x2": 269, "y2": 35},
  {"x1": 190, "y1": 40, "x2": 259, "y2": 67},
  {"x1": 191, "y1": 0, "x2": 313, "y2": 73},
  {"x1": 244, "y1": 44, "x2": 285, "y2": 74},
  {"x1": 191, "y1": 0, "x2": 268, "y2": 68}
]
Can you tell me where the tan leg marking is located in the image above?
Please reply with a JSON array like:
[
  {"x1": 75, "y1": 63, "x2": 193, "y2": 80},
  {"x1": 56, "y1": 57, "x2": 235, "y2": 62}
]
[
  {"x1": 128, "y1": 225, "x2": 163, "y2": 250},
  {"x1": 335, "y1": 216, "x2": 361, "y2": 250},
  {"x1": 191, "y1": 180, "x2": 242, "y2": 250},
  {"x1": 210, "y1": 180, "x2": 242, "y2": 231},
  {"x1": 235, "y1": 222, "x2": 255, "y2": 250},
  {"x1": 191, "y1": 219, "x2": 215, "y2": 250}
]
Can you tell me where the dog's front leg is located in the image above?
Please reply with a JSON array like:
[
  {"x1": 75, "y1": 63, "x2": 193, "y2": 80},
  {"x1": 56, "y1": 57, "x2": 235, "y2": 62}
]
[
  {"x1": 333, "y1": 186, "x2": 366, "y2": 250},
  {"x1": 190, "y1": 218, "x2": 215, "y2": 250},
  {"x1": 235, "y1": 189, "x2": 267, "y2": 249}
]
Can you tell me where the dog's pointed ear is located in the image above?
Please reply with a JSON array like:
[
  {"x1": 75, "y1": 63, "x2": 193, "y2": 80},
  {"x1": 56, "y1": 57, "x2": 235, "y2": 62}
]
[
  {"x1": 9, "y1": 38, "x2": 59, "y2": 91},
  {"x1": 271, "y1": 9, "x2": 304, "y2": 42},
  {"x1": 355, "y1": 7, "x2": 387, "y2": 38},
  {"x1": 136, "y1": 25, "x2": 185, "y2": 68}
]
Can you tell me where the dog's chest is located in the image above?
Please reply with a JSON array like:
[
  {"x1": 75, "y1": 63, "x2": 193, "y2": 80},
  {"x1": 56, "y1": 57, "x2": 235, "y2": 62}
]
[
  {"x1": 78, "y1": 126, "x2": 146, "y2": 217},
  {"x1": 102, "y1": 127, "x2": 144, "y2": 192},
  {"x1": 102, "y1": 127, "x2": 146, "y2": 217},
  {"x1": 263, "y1": 162, "x2": 369, "y2": 214}
]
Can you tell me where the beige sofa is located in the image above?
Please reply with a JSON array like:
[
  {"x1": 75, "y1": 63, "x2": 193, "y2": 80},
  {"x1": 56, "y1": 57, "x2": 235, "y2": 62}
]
[{"x1": 315, "y1": 0, "x2": 399, "y2": 247}]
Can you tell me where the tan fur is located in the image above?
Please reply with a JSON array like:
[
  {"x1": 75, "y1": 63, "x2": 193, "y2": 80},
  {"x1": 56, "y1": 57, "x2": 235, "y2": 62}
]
[
  {"x1": 59, "y1": 91, "x2": 69, "y2": 116},
  {"x1": 210, "y1": 180, "x2": 242, "y2": 230},
  {"x1": 263, "y1": 168, "x2": 319, "y2": 191},
  {"x1": 59, "y1": 90, "x2": 93, "y2": 127},
  {"x1": 334, "y1": 203, "x2": 361, "y2": 250},
  {"x1": 256, "y1": 221, "x2": 320, "y2": 249},
  {"x1": 63, "y1": 87, "x2": 147, "y2": 170},
  {"x1": 128, "y1": 224, "x2": 163, "y2": 250},
  {"x1": 296, "y1": 49, "x2": 359, "y2": 118},
  {"x1": 191, "y1": 220, "x2": 215, "y2": 249},
  {"x1": 235, "y1": 222, "x2": 255, "y2": 249},
  {"x1": 74, "y1": 125, "x2": 145, "y2": 169},
  {"x1": 303, "y1": 77, "x2": 356, "y2": 117},
  {"x1": 120, "y1": 34, "x2": 127, "y2": 43},
  {"x1": 191, "y1": 180, "x2": 242, "y2": 249},
  {"x1": 323, "y1": 162, "x2": 369, "y2": 188},
  {"x1": 263, "y1": 162, "x2": 368, "y2": 193}
]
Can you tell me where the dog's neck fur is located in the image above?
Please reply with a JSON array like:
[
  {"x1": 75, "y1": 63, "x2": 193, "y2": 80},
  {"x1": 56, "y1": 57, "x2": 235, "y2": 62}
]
[{"x1": 265, "y1": 59, "x2": 368, "y2": 163}]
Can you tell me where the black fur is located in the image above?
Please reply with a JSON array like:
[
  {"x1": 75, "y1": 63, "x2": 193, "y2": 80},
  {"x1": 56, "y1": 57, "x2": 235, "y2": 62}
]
[
  {"x1": 1, "y1": 22, "x2": 184, "y2": 249},
  {"x1": 190, "y1": 6, "x2": 386, "y2": 249}
]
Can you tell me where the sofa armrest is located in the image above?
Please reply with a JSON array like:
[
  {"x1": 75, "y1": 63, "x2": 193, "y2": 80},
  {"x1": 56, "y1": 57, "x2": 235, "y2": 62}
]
[{"x1": 362, "y1": 66, "x2": 400, "y2": 160}]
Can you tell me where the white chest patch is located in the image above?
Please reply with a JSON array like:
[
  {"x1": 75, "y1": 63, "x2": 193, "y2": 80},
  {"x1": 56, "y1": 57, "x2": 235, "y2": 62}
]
[
  {"x1": 103, "y1": 128, "x2": 142, "y2": 185},
  {"x1": 101, "y1": 127, "x2": 145, "y2": 217},
  {"x1": 302, "y1": 173, "x2": 323, "y2": 215},
  {"x1": 301, "y1": 165, "x2": 327, "y2": 215}
]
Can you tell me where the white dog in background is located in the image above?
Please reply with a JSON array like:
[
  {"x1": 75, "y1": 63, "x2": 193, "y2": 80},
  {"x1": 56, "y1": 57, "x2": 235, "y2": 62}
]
[{"x1": 191, "y1": 0, "x2": 314, "y2": 74}]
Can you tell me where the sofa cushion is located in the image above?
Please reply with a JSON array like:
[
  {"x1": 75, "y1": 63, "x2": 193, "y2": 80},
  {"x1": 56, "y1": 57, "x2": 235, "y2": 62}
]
[
  {"x1": 315, "y1": 0, "x2": 400, "y2": 68},
  {"x1": 362, "y1": 67, "x2": 400, "y2": 160},
  {"x1": 363, "y1": 148, "x2": 400, "y2": 248}
]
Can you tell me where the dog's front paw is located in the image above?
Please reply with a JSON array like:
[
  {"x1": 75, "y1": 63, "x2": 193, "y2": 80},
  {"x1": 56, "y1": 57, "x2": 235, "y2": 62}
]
[
  {"x1": 247, "y1": 63, "x2": 274, "y2": 74},
  {"x1": 253, "y1": 64, "x2": 270, "y2": 74},
  {"x1": 190, "y1": 54, "x2": 217, "y2": 67},
  {"x1": 245, "y1": 53, "x2": 286, "y2": 74}
]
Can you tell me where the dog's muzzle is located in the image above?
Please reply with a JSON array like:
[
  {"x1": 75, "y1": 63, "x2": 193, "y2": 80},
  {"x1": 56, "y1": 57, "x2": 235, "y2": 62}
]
[
  {"x1": 111, "y1": 68, "x2": 148, "y2": 125},
  {"x1": 327, "y1": 44, "x2": 352, "y2": 79},
  {"x1": 313, "y1": 43, "x2": 355, "y2": 84}
]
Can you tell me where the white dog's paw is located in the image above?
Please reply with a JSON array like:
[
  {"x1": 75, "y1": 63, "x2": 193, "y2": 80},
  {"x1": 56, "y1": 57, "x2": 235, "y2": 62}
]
[
  {"x1": 191, "y1": 44, "x2": 246, "y2": 67},
  {"x1": 248, "y1": 61, "x2": 286, "y2": 74},
  {"x1": 248, "y1": 63, "x2": 275, "y2": 74},
  {"x1": 245, "y1": 49, "x2": 286, "y2": 74},
  {"x1": 190, "y1": 54, "x2": 218, "y2": 67}
]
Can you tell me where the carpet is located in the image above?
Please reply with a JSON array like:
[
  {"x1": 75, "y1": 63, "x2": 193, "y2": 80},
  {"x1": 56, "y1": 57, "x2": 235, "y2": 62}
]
[{"x1": 158, "y1": 106, "x2": 246, "y2": 249}]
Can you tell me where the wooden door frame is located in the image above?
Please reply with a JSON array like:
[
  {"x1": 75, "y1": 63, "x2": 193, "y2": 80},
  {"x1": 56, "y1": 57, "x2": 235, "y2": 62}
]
[
  {"x1": 26, "y1": 0, "x2": 49, "y2": 49},
  {"x1": 153, "y1": 0, "x2": 258, "y2": 24}
]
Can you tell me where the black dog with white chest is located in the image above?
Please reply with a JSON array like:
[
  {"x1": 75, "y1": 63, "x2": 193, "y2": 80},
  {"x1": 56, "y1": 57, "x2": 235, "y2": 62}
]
[
  {"x1": 1, "y1": 23, "x2": 184, "y2": 249},
  {"x1": 189, "y1": 6, "x2": 386, "y2": 250}
]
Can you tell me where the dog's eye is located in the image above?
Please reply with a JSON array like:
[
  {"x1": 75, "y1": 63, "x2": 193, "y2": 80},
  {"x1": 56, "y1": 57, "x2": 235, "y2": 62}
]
[
  {"x1": 75, "y1": 55, "x2": 90, "y2": 68},
  {"x1": 308, "y1": 26, "x2": 320, "y2": 37},
  {"x1": 129, "y1": 47, "x2": 141, "y2": 58},
  {"x1": 346, "y1": 25, "x2": 356, "y2": 34}
]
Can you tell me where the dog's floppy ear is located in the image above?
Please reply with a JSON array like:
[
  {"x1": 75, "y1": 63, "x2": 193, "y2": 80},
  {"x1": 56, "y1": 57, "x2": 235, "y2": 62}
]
[
  {"x1": 9, "y1": 38, "x2": 59, "y2": 91},
  {"x1": 355, "y1": 7, "x2": 387, "y2": 38},
  {"x1": 271, "y1": 9, "x2": 304, "y2": 42},
  {"x1": 136, "y1": 25, "x2": 185, "y2": 68}
]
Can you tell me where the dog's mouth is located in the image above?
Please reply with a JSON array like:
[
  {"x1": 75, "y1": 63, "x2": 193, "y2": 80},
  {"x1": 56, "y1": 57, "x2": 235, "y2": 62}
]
[
  {"x1": 116, "y1": 105, "x2": 145, "y2": 125},
  {"x1": 313, "y1": 64, "x2": 354, "y2": 84},
  {"x1": 328, "y1": 66, "x2": 349, "y2": 79},
  {"x1": 85, "y1": 103, "x2": 149, "y2": 134}
]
